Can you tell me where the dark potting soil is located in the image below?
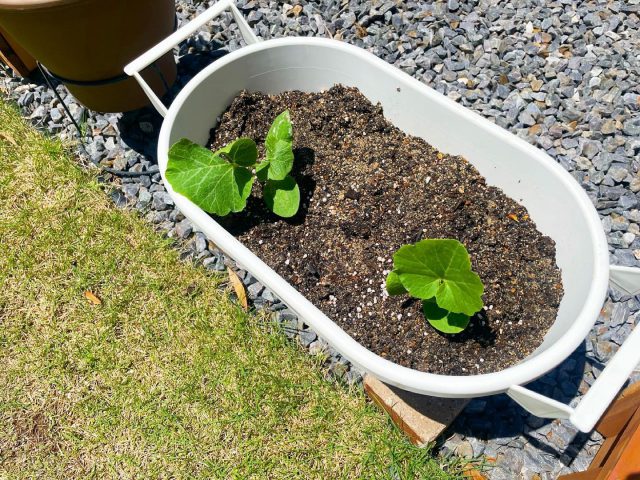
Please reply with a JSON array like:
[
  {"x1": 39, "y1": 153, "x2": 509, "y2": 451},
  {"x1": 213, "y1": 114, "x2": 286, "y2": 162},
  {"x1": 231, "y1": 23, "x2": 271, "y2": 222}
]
[{"x1": 208, "y1": 85, "x2": 563, "y2": 376}]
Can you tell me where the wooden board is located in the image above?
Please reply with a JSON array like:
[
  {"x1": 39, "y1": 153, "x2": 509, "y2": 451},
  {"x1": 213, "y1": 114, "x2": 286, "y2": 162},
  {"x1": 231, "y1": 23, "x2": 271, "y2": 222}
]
[
  {"x1": 0, "y1": 26, "x2": 36, "y2": 77},
  {"x1": 559, "y1": 382, "x2": 640, "y2": 480},
  {"x1": 363, "y1": 374, "x2": 469, "y2": 446},
  {"x1": 595, "y1": 382, "x2": 640, "y2": 438}
]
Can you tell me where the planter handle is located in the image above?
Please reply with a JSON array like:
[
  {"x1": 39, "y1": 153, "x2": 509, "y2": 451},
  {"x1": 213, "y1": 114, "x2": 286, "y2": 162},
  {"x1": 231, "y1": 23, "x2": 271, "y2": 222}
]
[
  {"x1": 124, "y1": 0, "x2": 259, "y2": 117},
  {"x1": 507, "y1": 265, "x2": 640, "y2": 433}
]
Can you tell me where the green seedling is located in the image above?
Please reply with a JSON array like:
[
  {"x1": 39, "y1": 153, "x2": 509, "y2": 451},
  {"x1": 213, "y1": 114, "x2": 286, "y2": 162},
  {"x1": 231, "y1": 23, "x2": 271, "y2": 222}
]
[
  {"x1": 386, "y1": 238, "x2": 484, "y2": 334},
  {"x1": 166, "y1": 110, "x2": 300, "y2": 218}
]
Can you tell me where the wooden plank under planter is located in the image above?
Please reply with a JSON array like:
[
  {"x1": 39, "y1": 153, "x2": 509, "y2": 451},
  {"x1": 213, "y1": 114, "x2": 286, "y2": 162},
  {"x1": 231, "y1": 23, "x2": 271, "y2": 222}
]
[
  {"x1": 0, "y1": 26, "x2": 36, "y2": 77},
  {"x1": 364, "y1": 375, "x2": 488, "y2": 478},
  {"x1": 363, "y1": 374, "x2": 469, "y2": 446}
]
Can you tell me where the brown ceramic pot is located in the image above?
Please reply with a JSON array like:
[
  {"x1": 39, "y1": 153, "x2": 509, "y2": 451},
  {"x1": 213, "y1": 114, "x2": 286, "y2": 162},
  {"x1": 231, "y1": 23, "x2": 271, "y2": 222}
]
[
  {"x1": 0, "y1": 24, "x2": 37, "y2": 76},
  {"x1": 0, "y1": 0, "x2": 177, "y2": 112}
]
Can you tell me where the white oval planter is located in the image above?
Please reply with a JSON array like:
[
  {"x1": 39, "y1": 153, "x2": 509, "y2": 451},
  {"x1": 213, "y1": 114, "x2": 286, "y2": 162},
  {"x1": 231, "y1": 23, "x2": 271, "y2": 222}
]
[{"x1": 126, "y1": 0, "x2": 640, "y2": 432}]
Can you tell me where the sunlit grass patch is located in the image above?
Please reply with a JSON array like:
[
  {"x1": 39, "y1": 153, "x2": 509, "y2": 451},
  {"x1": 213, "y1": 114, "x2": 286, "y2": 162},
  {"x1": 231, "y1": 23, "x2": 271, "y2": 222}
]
[{"x1": 0, "y1": 100, "x2": 466, "y2": 479}]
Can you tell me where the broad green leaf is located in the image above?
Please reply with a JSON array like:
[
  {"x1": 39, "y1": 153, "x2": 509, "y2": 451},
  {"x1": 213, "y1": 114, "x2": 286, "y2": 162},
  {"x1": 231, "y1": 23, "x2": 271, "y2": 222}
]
[
  {"x1": 214, "y1": 137, "x2": 258, "y2": 167},
  {"x1": 265, "y1": 110, "x2": 294, "y2": 181},
  {"x1": 422, "y1": 298, "x2": 471, "y2": 334},
  {"x1": 393, "y1": 239, "x2": 483, "y2": 316},
  {"x1": 386, "y1": 270, "x2": 407, "y2": 296},
  {"x1": 263, "y1": 175, "x2": 300, "y2": 218},
  {"x1": 166, "y1": 138, "x2": 254, "y2": 217},
  {"x1": 256, "y1": 160, "x2": 270, "y2": 182}
]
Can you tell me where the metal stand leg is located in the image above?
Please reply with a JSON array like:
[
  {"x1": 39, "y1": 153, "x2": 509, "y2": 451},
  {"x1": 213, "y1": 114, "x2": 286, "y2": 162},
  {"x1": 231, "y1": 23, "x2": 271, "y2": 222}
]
[{"x1": 36, "y1": 62, "x2": 86, "y2": 143}]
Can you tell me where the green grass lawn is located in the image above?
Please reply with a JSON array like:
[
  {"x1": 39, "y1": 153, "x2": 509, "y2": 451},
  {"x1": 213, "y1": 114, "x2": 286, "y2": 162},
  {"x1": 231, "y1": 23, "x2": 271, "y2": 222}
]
[{"x1": 0, "y1": 100, "x2": 466, "y2": 479}]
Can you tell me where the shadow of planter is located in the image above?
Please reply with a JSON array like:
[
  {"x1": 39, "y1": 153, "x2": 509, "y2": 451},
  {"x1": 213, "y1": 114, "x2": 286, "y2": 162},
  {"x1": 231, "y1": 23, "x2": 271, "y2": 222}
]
[{"x1": 118, "y1": 48, "x2": 230, "y2": 161}]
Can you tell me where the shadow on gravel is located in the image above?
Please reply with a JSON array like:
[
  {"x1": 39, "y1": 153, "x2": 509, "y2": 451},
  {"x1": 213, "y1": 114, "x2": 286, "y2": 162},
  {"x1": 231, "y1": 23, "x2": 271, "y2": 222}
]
[
  {"x1": 443, "y1": 340, "x2": 589, "y2": 465},
  {"x1": 118, "y1": 48, "x2": 229, "y2": 162}
]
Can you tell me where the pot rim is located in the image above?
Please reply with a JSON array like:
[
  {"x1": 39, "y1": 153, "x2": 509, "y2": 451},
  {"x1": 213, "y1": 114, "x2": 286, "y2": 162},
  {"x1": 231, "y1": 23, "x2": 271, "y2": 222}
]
[
  {"x1": 0, "y1": 0, "x2": 93, "y2": 11},
  {"x1": 156, "y1": 37, "x2": 610, "y2": 397}
]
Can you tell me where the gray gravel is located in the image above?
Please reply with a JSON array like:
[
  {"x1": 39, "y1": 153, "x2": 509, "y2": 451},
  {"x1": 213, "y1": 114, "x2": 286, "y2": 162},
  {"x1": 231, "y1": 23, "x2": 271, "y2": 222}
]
[{"x1": 3, "y1": 0, "x2": 640, "y2": 478}]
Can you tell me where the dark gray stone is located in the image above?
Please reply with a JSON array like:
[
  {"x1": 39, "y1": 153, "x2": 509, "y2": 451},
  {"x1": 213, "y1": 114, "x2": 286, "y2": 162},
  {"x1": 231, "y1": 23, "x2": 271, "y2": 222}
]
[
  {"x1": 202, "y1": 253, "x2": 225, "y2": 272},
  {"x1": 137, "y1": 188, "x2": 152, "y2": 207},
  {"x1": 299, "y1": 329, "x2": 317, "y2": 346},
  {"x1": 623, "y1": 118, "x2": 640, "y2": 136},
  {"x1": 247, "y1": 282, "x2": 264, "y2": 299},
  {"x1": 50, "y1": 107, "x2": 63, "y2": 123},
  {"x1": 152, "y1": 191, "x2": 174, "y2": 211},
  {"x1": 262, "y1": 288, "x2": 276, "y2": 303},
  {"x1": 174, "y1": 219, "x2": 193, "y2": 239},
  {"x1": 619, "y1": 194, "x2": 639, "y2": 209},
  {"x1": 110, "y1": 189, "x2": 127, "y2": 208}
]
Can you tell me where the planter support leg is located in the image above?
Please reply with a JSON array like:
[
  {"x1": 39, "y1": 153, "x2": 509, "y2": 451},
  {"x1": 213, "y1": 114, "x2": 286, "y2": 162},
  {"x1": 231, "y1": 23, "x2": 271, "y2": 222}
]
[
  {"x1": 125, "y1": 0, "x2": 259, "y2": 118},
  {"x1": 609, "y1": 265, "x2": 640, "y2": 296},
  {"x1": 37, "y1": 62, "x2": 86, "y2": 143},
  {"x1": 507, "y1": 385, "x2": 574, "y2": 419},
  {"x1": 507, "y1": 265, "x2": 640, "y2": 433}
]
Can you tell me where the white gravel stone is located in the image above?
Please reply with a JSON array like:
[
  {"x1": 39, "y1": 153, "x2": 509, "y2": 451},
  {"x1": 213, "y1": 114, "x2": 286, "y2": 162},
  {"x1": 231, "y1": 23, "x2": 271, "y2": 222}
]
[{"x1": 622, "y1": 232, "x2": 636, "y2": 248}]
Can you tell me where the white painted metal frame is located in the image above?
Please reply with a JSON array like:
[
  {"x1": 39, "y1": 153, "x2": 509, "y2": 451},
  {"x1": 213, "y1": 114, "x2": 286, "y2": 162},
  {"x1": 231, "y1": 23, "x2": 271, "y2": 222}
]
[
  {"x1": 124, "y1": 0, "x2": 258, "y2": 117},
  {"x1": 125, "y1": 0, "x2": 640, "y2": 433}
]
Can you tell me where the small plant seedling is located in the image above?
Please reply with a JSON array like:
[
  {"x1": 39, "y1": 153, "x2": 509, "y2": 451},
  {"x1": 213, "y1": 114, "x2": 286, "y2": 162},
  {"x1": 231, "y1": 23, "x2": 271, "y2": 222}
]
[
  {"x1": 166, "y1": 110, "x2": 300, "y2": 218},
  {"x1": 386, "y1": 239, "x2": 484, "y2": 334}
]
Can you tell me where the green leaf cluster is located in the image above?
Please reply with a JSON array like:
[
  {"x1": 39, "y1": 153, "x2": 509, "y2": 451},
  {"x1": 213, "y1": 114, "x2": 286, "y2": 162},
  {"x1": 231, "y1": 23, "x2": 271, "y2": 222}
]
[
  {"x1": 386, "y1": 239, "x2": 484, "y2": 334},
  {"x1": 166, "y1": 110, "x2": 300, "y2": 218}
]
